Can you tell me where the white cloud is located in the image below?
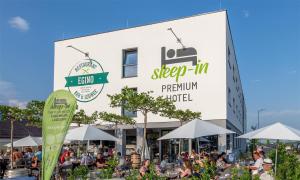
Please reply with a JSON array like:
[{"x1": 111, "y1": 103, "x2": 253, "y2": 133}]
[
  {"x1": 252, "y1": 79, "x2": 261, "y2": 83},
  {"x1": 0, "y1": 79, "x2": 26, "y2": 108},
  {"x1": 243, "y1": 10, "x2": 250, "y2": 18},
  {"x1": 9, "y1": 16, "x2": 29, "y2": 32},
  {"x1": 288, "y1": 70, "x2": 297, "y2": 74},
  {"x1": 8, "y1": 99, "x2": 27, "y2": 109},
  {"x1": 0, "y1": 80, "x2": 16, "y2": 101}
]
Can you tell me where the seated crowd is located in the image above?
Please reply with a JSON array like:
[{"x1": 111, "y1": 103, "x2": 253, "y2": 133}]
[
  {"x1": 138, "y1": 147, "x2": 274, "y2": 180},
  {"x1": 0, "y1": 144, "x2": 275, "y2": 179}
]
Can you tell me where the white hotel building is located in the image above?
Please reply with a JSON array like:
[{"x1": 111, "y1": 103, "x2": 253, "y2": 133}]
[{"x1": 54, "y1": 10, "x2": 247, "y2": 158}]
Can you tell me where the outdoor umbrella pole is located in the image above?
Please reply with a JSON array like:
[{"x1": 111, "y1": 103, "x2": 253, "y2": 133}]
[{"x1": 275, "y1": 142, "x2": 278, "y2": 176}]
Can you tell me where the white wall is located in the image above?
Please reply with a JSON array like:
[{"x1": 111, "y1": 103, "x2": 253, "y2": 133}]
[{"x1": 54, "y1": 11, "x2": 228, "y2": 124}]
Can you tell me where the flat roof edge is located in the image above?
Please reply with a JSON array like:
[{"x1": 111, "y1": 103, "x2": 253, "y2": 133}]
[{"x1": 54, "y1": 9, "x2": 227, "y2": 43}]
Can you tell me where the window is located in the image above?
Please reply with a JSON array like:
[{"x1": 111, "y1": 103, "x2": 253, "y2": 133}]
[
  {"x1": 122, "y1": 49, "x2": 137, "y2": 77},
  {"x1": 233, "y1": 98, "x2": 236, "y2": 114},
  {"x1": 228, "y1": 88, "x2": 232, "y2": 107},
  {"x1": 226, "y1": 134, "x2": 231, "y2": 150},
  {"x1": 121, "y1": 88, "x2": 137, "y2": 117},
  {"x1": 227, "y1": 46, "x2": 231, "y2": 69}
]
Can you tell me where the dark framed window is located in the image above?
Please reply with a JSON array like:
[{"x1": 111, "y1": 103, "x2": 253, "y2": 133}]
[
  {"x1": 227, "y1": 46, "x2": 231, "y2": 69},
  {"x1": 228, "y1": 88, "x2": 232, "y2": 107},
  {"x1": 233, "y1": 98, "x2": 236, "y2": 114},
  {"x1": 121, "y1": 88, "x2": 137, "y2": 117},
  {"x1": 122, "y1": 49, "x2": 137, "y2": 78}
]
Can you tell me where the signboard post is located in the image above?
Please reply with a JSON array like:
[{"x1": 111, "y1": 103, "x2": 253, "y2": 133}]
[{"x1": 42, "y1": 90, "x2": 77, "y2": 180}]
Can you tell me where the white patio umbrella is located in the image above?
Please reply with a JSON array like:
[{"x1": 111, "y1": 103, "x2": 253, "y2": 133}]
[
  {"x1": 65, "y1": 125, "x2": 118, "y2": 141},
  {"x1": 158, "y1": 119, "x2": 235, "y2": 140},
  {"x1": 237, "y1": 122, "x2": 300, "y2": 176},
  {"x1": 5, "y1": 136, "x2": 42, "y2": 147},
  {"x1": 158, "y1": 119, "x2": 235, "y2": 154}
]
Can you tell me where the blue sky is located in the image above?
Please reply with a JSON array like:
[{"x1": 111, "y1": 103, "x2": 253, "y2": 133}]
[{"x1": 0, "y1": 0, "x2": 299, "y2": 130}]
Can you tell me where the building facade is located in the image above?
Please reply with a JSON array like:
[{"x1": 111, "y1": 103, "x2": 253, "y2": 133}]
[{"x1": 54, "y1": 10, "x2": 246, "y2": 158}]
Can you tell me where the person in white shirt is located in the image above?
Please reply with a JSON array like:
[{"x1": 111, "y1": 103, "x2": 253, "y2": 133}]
[
  {"x1": 248, "y1": 151, "x2": 263, "y2": 175},
  {"x1": 260, "y1": 158, "x2": 274, "y2": 180},
  {"x1": 160, "y1": 155, "x2": 168, "y2": 172}
]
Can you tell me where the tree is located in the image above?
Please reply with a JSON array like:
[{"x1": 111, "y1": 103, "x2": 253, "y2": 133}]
[
  {"x1": 108, "y1": 87, "x2": 175, "y2": 160},
  {"x1": 0, "y1": 105, "x2": 25, "y2": 169},
  {"x1": 98, "y1": 112, "x2": 136, "y2": 128},
  {"x1": 24, "y1": 100, "x2": 45, "y2": 127},
  {"x1": 161, "y1": 109, "x2": 201, "y2": 126},
  {"x1": 98, "y1": 112, "x2": 135, "y2": 149},
  {"x1": 72, "y1": 109, "x2": 98, "y2": 127}
]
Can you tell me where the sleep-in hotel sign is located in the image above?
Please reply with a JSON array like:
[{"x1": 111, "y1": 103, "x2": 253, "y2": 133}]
[{"x1": 151, "y1": 46, "x2": 209, "y2": 102}]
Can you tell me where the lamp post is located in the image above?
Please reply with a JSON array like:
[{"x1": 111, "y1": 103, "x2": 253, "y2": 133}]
[{"x1": 257, "y1": 108, "x2": 265, "y2": 129}]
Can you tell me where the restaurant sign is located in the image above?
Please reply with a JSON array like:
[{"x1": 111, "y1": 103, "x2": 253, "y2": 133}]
[{"x1": 65, "y1": 59, "x2": 109, "y2": 102}]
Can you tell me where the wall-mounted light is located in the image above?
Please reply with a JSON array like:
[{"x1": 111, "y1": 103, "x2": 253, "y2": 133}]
[{"x1": 167, "y1": 28, "x2": 186, "y2": 49}]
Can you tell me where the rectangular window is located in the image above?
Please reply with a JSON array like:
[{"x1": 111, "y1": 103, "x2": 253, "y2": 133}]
[
  {"x1": 227, "y1": 46, "x2": 231, "y2": 69},
  {"x1": 233, "y1": 98, "x2": 236, "y2": 114},
  {"x1": 228, "y1": 88, "x2": 232, "y2": 107},
  {"x1": 121, "y1": 88, "x2": 137, "y2": 117},
  {"x1": 122, "y1": 49, "x2": 137, "y2": 78},
  {"x1": 226, "y1": 134, "x2": 231, "y2": 150}
]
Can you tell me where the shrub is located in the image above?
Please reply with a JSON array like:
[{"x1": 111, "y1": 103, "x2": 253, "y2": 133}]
[
  {"x1": 68, "y1": 165, "x2": 89, "y2": 180},
  {"x1": 268, "y1": 143, "x2": 300, "y2": 180}
]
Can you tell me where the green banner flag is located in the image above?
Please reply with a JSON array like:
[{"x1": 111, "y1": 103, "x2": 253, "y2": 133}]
[
  {"x1": 42, "y1": 90, "x2": 77, "y2": 180},
  {"x1": 65, "y1": 72, "x2": 109, "y2": 87}
]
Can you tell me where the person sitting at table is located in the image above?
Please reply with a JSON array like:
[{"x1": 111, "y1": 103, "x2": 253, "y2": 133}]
[
  {"x1": 61, "y1": 156, "x2": 72, "y2": 167},
  {"x1": 0, "y1": 150, "x2": 8, "y2": 179},
  {"x1": 260, "y1": 158, "x2": 274, "y2": 180},
  {"x1": 95, "y1": 153, "x2": 106, "y2": 168},
  {"x1": 12, "y1": 148, "x2": 23, "y2": 167},
  {"x1": 139, "y1": 159, "x2": 150, "y2": 178},
  {"x1": 211, "y1": 149, "x2": 219, "y2": 162},
  {"x1": 190, "y1": 150, "x2": 197, "y2": 161},
  {"x1": 24, "y1": 148, "x2": 34, "y2": 160},
  {"x1": 60, "y1": 147, "x2": 70, "y2": 164},
  {"x1": 80, "y1": 152, "x2": 94, "y2": 166},
  {"x1": 160, "y1": 155, "x2": 168, "y2": 172},
  {"x1": 248, "y1": 151, "x2": 263, "y2": 175},
  {"x1": 179, "y1": 160, "x2": 192, "y2": 178},
  {"x1": 35, "y1": 146, "x2": 42, "y2": 162},
  {"x1": 69, "y1": 151, "x2": 77, "y2": 163},
  {"x1": 216, "y1": 152, "x2": 231, "y2": 172}
]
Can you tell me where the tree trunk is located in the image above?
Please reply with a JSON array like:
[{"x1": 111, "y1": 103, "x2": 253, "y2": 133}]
[
  {"x1": 142, "y1": 112, "x2": 147, "y2": 161},
  {"x1": 115, "y1": 122, "x2": 118, "y2": 150},
  {"x1": 10, "y1": 119, "x2": 14, "y2": 169}
]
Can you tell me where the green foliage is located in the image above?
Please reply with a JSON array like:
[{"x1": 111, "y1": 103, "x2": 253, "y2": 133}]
[
  {"x1": 239, "y1": 168, "x2": 251, "y2": 180},
  {"x1": 24, "y1": 100, "x2": 45, "y2": 127},
  {"x1": 192, "y1": 160, "x2": 217, "y2": 179},
  {"x1": 144, "y1": 163, "x2": 167, "y2": 180},
  {"x1": 99, "y1": 111, "x2": 135, "y2": 126},
  {"x1": 161, "y1": 109, "x2": 201, "y2": 125},
  {"x1": 268, "y1": 143, "x2": 300, "y2": 180},
  {"x1": 108, "y1": 87, "x2": 175, "y2": 159},
  {"x1": 68, "y1": 165, "x2": 89, "y2": 180},
  {"x1": 201, "y1": 160, "x2": 217, "y2": 179},
  {"x1": 108, "y1": 87, "x2": 175, "y2": 115},
  {"x1": 72, "y1": 109, "x2": 98, "y2": 126},
  {"x1": 249, "y1": 139, "x2": 258, "y2": 153},
  {"x1": 230, "y1": 167, "x2": 252, "y2": 180},
  {"x1": 125, "y1": 169, "x2": 139, "y2": 180},
  {"x1": 97, "y1": 157, "x2": 119, "y2": 179},
  {"x1": 0, "y1": 105, "x2": 25, "y2": 122}
]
